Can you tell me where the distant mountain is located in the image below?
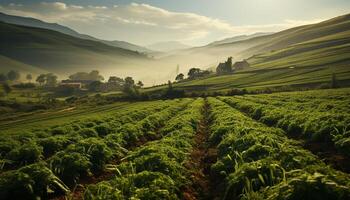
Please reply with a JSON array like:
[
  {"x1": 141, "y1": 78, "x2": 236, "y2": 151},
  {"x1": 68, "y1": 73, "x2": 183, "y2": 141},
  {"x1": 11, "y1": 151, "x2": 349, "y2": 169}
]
[
  {"x1": 147, "y1": 41, "x2": 191, "y2": 52},
  {"x1": 105, "y1": 40, "x2": 153, "y2": 53},
  {"x1": 0, "y1": 12, "x2": 153, "y2": 53},
  {"x1": 0, "y1": 21, "x2": 149, "y2": 75},
  {"x1": 208, "y1": 32, "x2": 273, "y2": 46}
]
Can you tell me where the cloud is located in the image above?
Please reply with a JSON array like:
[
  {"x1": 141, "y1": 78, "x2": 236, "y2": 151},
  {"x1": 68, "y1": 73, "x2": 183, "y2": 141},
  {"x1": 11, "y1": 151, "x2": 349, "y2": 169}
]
[{"x1": 0, "y1": 2, "x2": 324, "y2": 45}]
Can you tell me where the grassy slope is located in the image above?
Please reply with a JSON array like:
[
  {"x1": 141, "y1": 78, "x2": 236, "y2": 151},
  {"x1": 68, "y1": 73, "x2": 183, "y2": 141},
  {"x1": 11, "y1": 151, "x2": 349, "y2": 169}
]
[
  {"x1": 0, "y1": 55, "x2": 47, "y2": 75},
  {"x1": 209, "y1": 13, "x2": 350, "y2": 59},
  {"x1": 0, "y1": 22, "x2": 147, "y2": 73},
  {"x1": 0, "y1": 101, "x2": 132, "y2": 133},
  {"x1": 148, "y1": 14, "x2": 350, "y2": 92}
]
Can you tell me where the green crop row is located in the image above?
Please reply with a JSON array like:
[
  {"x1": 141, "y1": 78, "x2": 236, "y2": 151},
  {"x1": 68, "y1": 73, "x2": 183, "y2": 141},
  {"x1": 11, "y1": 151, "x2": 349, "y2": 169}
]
[
  {"x1": 219, "y1": 96, "x2": 350, "y2": 157},
  {"x1": 235, "y1": 88, "x2": 350, "y2": 113},
  {"x1": 0, "y1": 99, "x2": 182, "y2": 171},
  {"x1": 0, "y1": 99, "x2": 193, "y2": 199},
  {"x1": 83, "y1": 98, "x2": 204, "y2": 200},
  {"x1": 208, "y1": 97, "x2": 350, "y2": 200}
]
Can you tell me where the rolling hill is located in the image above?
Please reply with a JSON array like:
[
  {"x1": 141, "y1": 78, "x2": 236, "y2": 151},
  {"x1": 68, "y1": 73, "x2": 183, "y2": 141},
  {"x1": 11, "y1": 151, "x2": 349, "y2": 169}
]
[
  {"x1": 0, "y1": 12, "x2": 153, "y2": 53},
  {"x1": 0, "y1": 21, "x2": 150, "y2": 76},
  {"x1": 199, "y1": 13, "x2": 350, "y2": 59},
  {"x1": 207, "y1": 32, "x2": 273, "y2": 46},
  {"x1": 146, "y1": 13, "x2": 350, "y2": 93},
  {"x1": 163, "y1": 13, "x2": 350, "y2": 68}
]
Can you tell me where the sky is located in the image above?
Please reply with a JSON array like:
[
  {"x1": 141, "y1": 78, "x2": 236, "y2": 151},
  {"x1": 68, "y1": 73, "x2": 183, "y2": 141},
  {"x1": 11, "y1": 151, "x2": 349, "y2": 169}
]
[{"x1": 1, "y1": 0, "x2": 349, "y2": 46}]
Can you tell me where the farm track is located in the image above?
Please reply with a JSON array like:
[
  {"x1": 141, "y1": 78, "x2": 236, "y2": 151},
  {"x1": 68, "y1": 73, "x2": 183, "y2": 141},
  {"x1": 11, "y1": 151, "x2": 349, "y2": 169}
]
[
  {"x1": 220, "y1": 98, "x2": 350, "y2": 173},
  {"x1": 183, "y1": 99, "x2": 218, "y2": 200},
  {"x1": 53, "y1": 101, "x2": 193, "y2": 200}
]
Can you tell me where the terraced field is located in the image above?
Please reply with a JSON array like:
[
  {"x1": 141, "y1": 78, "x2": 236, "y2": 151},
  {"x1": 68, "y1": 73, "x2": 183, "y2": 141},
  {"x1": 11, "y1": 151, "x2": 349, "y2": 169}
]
[{"x1": 0, "y1": 88, "x2": 350, "y2": 200}]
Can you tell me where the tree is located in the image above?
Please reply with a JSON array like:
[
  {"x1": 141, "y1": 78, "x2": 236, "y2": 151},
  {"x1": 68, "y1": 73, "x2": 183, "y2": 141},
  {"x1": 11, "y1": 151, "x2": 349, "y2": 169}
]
[
  {"x1": 167, "y1": 80, "x2": 173, "y2": 91},
  {"x1": 331, "y1": 73, "x2": 338, "y2": 88},
  {"x1": 45, "y1": 73, "x2": 58, "y2": 87},
  {"x1": 7, "y1": 70, "x2": 20, "y2": 81},
  {"x1": 89, "y1": 70, "x2": 104, "y2": 81},
  {"x1": 187, "y1": 68, "x2": 201, "y2": 79},
  {"x1": 69, "y1": 70, "x2": 104, "y2": 81},
  {"x1": 163, "y1": 80, "x2": 184, "y2": 98},
  {"x1": 137, "y1": 81, "x2": 144, "y2": 88},
  {"x1": 88, "y1": 81, "x2": 102, "y2": 92},
  {"x1": 108, "y1": 76, "x2": 124, "y2": 85},
  {"x1": 175, "y1": 73, "x2": 184, "y2": 81},
  {"x1": 124, "y1": 77, "x2": 135, "y2": 87},
  {"x1": 123, "y1": 77, "x2": 138, "y2": 98},
  {"x1": 26, "y1": 74, "x2": 33, "y2": 82},
  {"x1": 36, "y1": 74, "x2": 46, "y2": 86},
  {"x1": 0, "y1": 73, "x2": 7, "y2": 82},
  {"x1": 2, "y1": 83, "x2": 12, "y2": 96}
]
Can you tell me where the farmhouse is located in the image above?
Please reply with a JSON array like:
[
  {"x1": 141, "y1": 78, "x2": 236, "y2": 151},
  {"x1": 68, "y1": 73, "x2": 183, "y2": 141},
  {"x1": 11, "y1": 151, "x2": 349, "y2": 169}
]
[
  {"x1": 233, "y1": 60, "x2": 250, "y2": 70},
  {"x1": 216, "y1": 57, "x2": 233, "y2": 74}
]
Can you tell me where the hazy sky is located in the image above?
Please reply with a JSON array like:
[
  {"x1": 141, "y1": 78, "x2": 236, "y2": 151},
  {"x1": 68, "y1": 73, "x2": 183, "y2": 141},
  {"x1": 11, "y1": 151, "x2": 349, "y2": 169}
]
[{"x1": 1, "y1": 0, "x2": 349, "y2": 46}]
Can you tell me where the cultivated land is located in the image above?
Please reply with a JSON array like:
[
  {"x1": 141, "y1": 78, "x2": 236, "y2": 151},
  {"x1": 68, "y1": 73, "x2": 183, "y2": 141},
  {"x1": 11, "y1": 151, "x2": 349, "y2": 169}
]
[
  {"x1": 0, "y1": 88, "x2": 349, "y2": 199},
  {"x1": 1, "y1": 10, "x2": 350, "y2": 200},
  {"x1": 144, "y1": 14, "x2": 350, "y2": 93}
]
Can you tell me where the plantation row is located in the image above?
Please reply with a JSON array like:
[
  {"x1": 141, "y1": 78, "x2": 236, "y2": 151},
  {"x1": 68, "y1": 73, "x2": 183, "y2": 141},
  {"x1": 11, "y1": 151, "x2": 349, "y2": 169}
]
[
  {"x1": 219, "y1": 95, "x2": 350, "y2": 161},
  {"x1": 1, "y1": 90, "x2": 349, "y2": 200},
  {"x1": 0, "y1": 98, "x2": 194, "y2": 199},
  {"x1": 84, "y1": 98, "x2": 204, "y2": 199},
  {"x1": 235, "y1": 88, "x2": 350, "y2": 113},
  {"x1": 208, "y1": 97, "x2": 350, "y2": 199}
]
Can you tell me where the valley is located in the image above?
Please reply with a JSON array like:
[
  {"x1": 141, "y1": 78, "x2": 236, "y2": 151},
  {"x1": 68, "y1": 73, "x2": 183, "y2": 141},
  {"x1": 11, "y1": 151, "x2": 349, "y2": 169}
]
[{"x1": 0, "y1": 3, "x2": 349, "y2": 200}]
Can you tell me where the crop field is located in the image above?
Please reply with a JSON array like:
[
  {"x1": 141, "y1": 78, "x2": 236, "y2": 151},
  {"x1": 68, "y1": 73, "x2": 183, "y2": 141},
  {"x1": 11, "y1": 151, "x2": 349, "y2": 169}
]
[{"x1": 0, "y1": 88, "x2": 350, "y2": 200}]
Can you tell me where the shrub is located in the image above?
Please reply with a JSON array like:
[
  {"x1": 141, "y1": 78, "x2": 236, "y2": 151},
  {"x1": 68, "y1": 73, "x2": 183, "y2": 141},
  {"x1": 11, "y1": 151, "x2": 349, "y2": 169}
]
[
  {"x1": 6, "y1": 142, "x2": 43, "y2": 166},
  {"x1": 94, "y1": 123, "x2": 112, "y2": 137},
  {"x1": 38, "y1": 135, "x2": 73, "y2": 157},
  {"x1": 0, "y1": 163, "x2": 69, "y2": 199},
  {"x1": 49, "y1": 152, "x2": 91, "y2": 186},
  {"x1": 12, "y1": 83, "x2": 36, "y2": 89},
  {"x1": 261, "y1": 171, "x2": 350, "y2": 200},
  {"x1": 68, "y1": 138, "x2": 113, "y2": 172},
  {"x1": 76, "y1": 128, "x2": 98, "y2": 138},
  {"x1": 50, "y1": 127, "x2": 71, "y2": 135}
]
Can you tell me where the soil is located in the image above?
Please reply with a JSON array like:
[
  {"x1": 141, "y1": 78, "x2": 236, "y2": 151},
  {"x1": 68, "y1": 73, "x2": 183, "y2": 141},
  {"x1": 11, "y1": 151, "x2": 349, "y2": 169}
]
[
  {"x1": 305, "y1": 141, "x2": 350, "y2": 173},
  {"x1": 183, "y1": 99, "x2": 218, "y2": 200}
]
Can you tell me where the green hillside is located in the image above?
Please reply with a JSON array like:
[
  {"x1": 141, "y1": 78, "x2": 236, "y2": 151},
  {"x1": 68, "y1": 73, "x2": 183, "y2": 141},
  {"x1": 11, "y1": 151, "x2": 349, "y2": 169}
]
[
  {"x1": 0, "y1": 12, "x2": 153, "y2": 53},
  {"x1": 0, "y1": 21, "x2": 148, "y2": 75},
  {"x1": 0, "y1": 55, "x2": 47, "y2": 75},
  {"x1": 146, "y1": 13, "x2": 350, "y2": 93},
  {"x1": 186, "y1": 13, "x2": 350, "y2": 60},
  {"x1": 239, "y1": 13, "x2": 350, "y2": 58}
]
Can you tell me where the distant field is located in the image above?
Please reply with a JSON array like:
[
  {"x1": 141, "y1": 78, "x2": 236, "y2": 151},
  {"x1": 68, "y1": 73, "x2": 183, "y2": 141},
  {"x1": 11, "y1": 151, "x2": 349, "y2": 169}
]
[
  {"x1": 0, "y1": 86, "x2": 46, "y2": 102},
  {"x1": 0, "y1": 101, "x2": 132, "y2": 133},
  {"x1": 147, "y1": 62, "x2": 350, "y2": 93}
]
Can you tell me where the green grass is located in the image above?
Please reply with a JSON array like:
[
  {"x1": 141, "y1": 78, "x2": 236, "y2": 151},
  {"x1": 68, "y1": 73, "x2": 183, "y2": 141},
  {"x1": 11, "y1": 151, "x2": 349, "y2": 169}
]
[
  {"x1": 154, "y1": 63, "x2": 350, "y2": 92},
  {"x1": 0, "y1": 21, "x2": 148, "y2": 74},
  {"x1": 0, "y1": 101, "x2": 132, "y2": 133},
  {"x1": 0, "y1": 86, "x2": 47, "y2": 103},
  {"x1": 144, "y1": 15, "x2": 350, "y2": 93}
]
